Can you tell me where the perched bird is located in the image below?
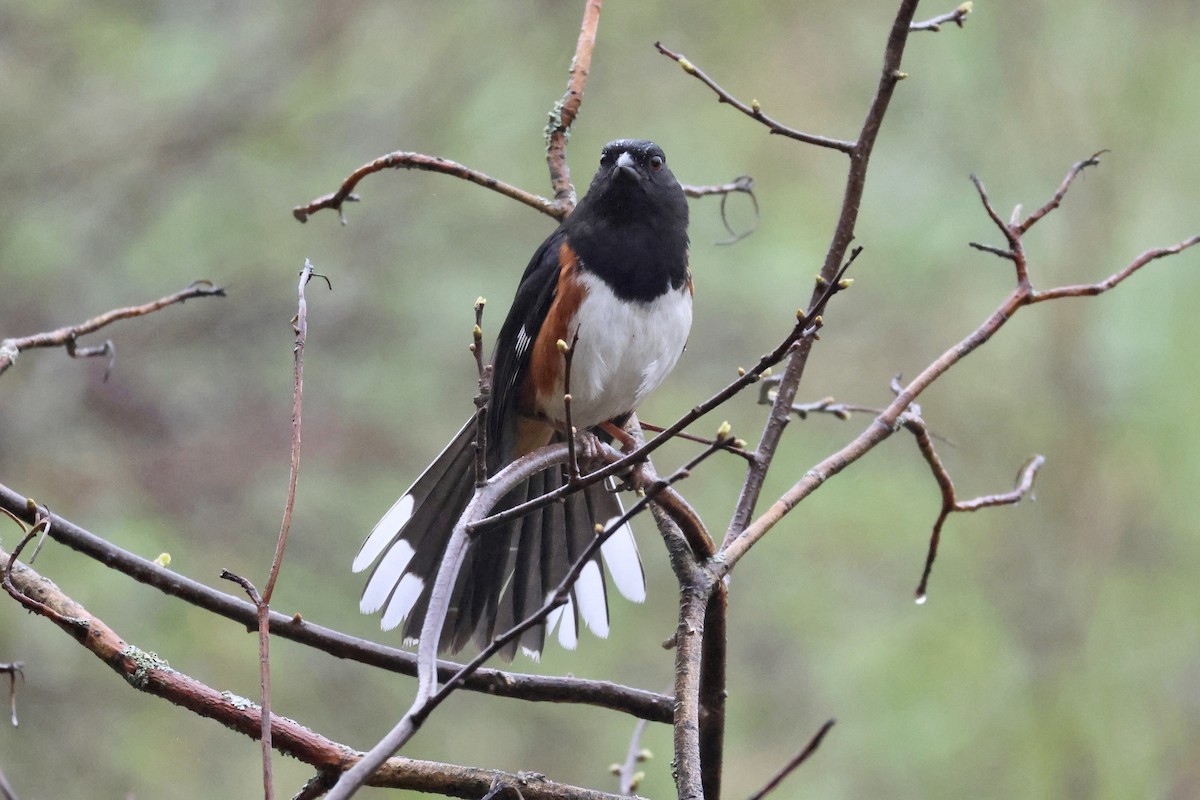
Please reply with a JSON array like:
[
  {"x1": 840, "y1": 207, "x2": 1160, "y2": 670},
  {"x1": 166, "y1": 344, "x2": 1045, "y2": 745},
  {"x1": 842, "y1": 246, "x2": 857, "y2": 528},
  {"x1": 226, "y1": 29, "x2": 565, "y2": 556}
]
[{"x1": 353, "y1": 139, "x2": 692, "y2": 659}]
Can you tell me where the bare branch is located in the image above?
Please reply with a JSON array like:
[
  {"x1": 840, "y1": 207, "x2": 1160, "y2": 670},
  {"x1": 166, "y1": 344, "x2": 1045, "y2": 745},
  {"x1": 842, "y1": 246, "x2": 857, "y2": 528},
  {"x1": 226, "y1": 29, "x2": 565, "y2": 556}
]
[
  {"x1": 1031, "y1": 234, "x2": 1200, "y2": 302},
  {"x1": 745, "y1": 719, "x2": 837, "y2": 800},
  {"x1": 1018, "y1": 150, "x2": 1107, "y2": 234},
  {"x1": 0, "y1": 280, "x2": 225, "y2": 378},
  {"x1": 0, "y1": 544, "x2": 628, "y2": 800},
  {"x1": 720, "y1": 155, "x2": 1198, "y2": 575},
  {"x1": 293, "y1": 151, "x2": 564, "y2": 224},
  {"x1": 613, "y1": 718, "x2": 651, "y2": 795},
  {"x1": 682, "y1": 175, "x2": 760, "y2": 244},
  {"x1": 910, "y1": 2, "x2": 973, "y2": 33},
  {"x1": 544, "y1": 0, "x2": 603, "y2": 210},
  {"x1": 655, "y1": 42, "x2": 855, "y2": 153},
  {"x1": 0, "y1": 481, "x2": 672, "y2": 722},
  {"x1": 904, "y1": 413, "x2": 1045, "y2": 602}
]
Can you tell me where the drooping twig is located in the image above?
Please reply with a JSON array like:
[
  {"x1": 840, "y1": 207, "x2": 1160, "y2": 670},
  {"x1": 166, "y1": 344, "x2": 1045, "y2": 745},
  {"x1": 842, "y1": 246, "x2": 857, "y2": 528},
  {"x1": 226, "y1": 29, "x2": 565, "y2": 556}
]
[
  {"x1": 745, "y1": 719, "x2": 836, "y2": 800},
  {"x1": 0, "y1": 280, "x2": 225, "y2": 378},
  {"x1": 544, "y1": 0, "x2": 603, "y2": 210},
  {"x1": 0, "y1": 661, "x2": 22, "y2": 727},
  {"x1": 655, "y1": 42, "x2": 855, "y2": 153},
  {"x1": 682, "y1": 175, "x2": 760, "y2": 244},
  {"x1": 0, "y1": 481, "x2": 672, "y2": 722},
  {"x1": 910, "y1": 2, "x2": 972, "y2": 33},
  {"x1": 293, "y1": 152, "x2": 564, "y2": 224},
  {"x1": 903, "y1": 412, "x2": 1044, "y2": 601},
  {"x1": 0, "y1": 544, "x2": 627, "y2": 800}
]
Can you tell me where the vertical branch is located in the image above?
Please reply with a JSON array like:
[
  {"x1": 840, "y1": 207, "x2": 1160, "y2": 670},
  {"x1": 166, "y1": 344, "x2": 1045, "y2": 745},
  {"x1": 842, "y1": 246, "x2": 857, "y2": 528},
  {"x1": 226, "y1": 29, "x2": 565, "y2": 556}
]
[
  {"x1": 471, "y1": 297, "x2": 491, "y2": 488},
  {"x1": 698, "y1": 584, "x2": 727, "y2": 800},
  {"x1": 545, "y1": 0, "x2": 603, "y2": 210},
  {"x1": 725, "y1": 0, "x2": 921, "y2": 544},
  {"x1": 222, "y1": 260, "x2": 323, "y2": 800}
]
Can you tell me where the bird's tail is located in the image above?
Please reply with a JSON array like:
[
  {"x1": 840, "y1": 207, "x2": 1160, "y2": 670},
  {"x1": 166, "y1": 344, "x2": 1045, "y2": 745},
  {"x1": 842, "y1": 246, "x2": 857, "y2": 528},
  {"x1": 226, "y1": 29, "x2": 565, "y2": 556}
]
[{"x1": 353, "y1": 420, "x2": 646, "y2": 660}]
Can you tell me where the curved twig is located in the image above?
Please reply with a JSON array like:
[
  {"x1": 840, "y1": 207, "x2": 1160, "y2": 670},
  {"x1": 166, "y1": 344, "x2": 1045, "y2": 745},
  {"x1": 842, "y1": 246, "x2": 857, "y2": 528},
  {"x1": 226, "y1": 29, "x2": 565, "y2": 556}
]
[
  {"x1": 0, "y1": 280, "x2": 226, "y2": 378},
  {"x1": 293, "y1": 152, "x2": 564, "y2": 223}
]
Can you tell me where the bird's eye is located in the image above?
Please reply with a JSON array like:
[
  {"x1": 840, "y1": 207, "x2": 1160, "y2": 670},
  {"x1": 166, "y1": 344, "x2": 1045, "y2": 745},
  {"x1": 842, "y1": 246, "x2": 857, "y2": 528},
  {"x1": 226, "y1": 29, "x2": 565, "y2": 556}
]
[
  {"x1": 649, "y1": 155, "x2": 664, "y2": 171},
  {"x1": 600, "y1": 152, "x2": 612, "y2": 167}
]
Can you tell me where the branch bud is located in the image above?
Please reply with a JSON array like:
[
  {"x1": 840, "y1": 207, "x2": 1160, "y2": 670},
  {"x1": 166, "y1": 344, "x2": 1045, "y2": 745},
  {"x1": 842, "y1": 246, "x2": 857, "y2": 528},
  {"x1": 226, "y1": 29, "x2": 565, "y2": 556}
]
[
  {"x1": 595, "y1": 523, "x2": 605, "y2": 534},
  {"x1": 678, "y1": 56, "x2": 697, "y2": 75},
  {"x1": 762, "y1": 367, "x2": 773, "y2": 377},
  {"x1": 153, "y1": 552, "x2": 172, "y2": 567},
  {"x1": 732, "y1": 438, "x2": 748, "y2": 449},
  {"x1": 475, "y1": 296, "x2": 487, "y2": 307},
  {"x1": 796, "y1": 308, "x2": 808, "y2": 321},
  {"x1": 737, "y1": 366, "x2": 746, "y2": 377},
  {"x1": 472, "y1": 324, "x2": 482, "y2": 338},
  {"x1": 556, "y1": 338, "x2": 570, "y2": 353},
  {"x1": 751, "y1": 98, "x2": 761, "y2": 114},
  {"x1": 716, "y1": 420, "x2": 732, "y2": 441},
  {"x1": 838, "y1": 277, "x2": 854, "y2": 289},
  {"x1": 814, "y1": 275, "x2": 828, "y2": 288},
  {"x1": 958, "y1": 1, "x2": 973, "y2": 13},
  {"x1": 893, "y1": 70, "x2": 909, "y2": 80}
]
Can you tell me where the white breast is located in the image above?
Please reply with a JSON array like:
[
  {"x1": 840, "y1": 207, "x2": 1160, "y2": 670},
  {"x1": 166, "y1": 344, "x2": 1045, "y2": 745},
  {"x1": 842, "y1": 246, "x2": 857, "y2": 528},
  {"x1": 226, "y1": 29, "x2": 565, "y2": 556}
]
[{"x1": 541, "y1": 271, "x2": 692, "y2": 428}]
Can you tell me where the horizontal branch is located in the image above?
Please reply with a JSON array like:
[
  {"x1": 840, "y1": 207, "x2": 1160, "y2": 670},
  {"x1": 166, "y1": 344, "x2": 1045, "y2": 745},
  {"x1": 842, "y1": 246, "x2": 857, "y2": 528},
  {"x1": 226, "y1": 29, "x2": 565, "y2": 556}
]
[
  {"x1": 0, "y1": 481, "x2": 672, "y2": 723},
  {"x1": 0, "y1": 542, "x2": 629, "y2": 800},
  {"x1": 293, "y1": 152, "x2": 565, "y2": 224},
  {"x1": 0, "y1": 280, "x2": 226, "y2": 378}
]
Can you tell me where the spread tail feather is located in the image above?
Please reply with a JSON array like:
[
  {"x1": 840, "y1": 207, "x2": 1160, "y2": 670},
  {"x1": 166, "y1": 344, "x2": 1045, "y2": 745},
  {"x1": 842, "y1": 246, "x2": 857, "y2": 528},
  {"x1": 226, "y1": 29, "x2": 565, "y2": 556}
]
[{"x1": 353, "y1": 420, "x2": 646, "y2": 659}]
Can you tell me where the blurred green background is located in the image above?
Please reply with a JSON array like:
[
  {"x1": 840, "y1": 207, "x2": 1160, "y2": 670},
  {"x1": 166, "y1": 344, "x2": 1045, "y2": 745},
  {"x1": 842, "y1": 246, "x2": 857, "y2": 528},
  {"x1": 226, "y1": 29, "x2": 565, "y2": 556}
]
[{"x1": 2, "y1": 1, "x2": 1198, "y2": 798}]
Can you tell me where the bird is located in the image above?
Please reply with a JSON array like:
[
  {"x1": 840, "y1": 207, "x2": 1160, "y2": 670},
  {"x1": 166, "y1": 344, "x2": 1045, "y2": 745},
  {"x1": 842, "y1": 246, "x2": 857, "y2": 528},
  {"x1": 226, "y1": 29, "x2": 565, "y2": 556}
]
[{"x1": 353, "y1": 139, "x2": 692, "y2": 660}]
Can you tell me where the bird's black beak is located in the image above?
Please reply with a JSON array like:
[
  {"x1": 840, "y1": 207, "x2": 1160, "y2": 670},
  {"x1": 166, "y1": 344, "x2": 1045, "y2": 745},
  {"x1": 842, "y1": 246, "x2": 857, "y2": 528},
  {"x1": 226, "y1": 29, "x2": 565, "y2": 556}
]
[{"x1": 612, "y1": 151, "x2": 640, "y2": 183}]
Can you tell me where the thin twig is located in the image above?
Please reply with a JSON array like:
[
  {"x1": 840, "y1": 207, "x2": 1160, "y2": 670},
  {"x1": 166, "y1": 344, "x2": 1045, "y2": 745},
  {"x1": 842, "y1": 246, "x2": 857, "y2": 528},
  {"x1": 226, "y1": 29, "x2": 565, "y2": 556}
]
[
  {"x1": 0, "y1": 280, "x2": 225, "y2": 378},
  {"x1": 0, "y1": 765, "x2": 17, "y2": 800},
  {"x1": 904, "y1": 413, "x2": 1044, "y2": 601},
  {"x1": 0, "y1": 661, "x2": 22, "y2": 728},
  {"x1": 655, "y1": 42, "x2": 855, "y2": 153},
  {"x1": 745, "y1": 719, "x2": 837, "y2": 800},
  {"x1": 613, "y1": 718, "x2": 651, "y2": 795},
  {"x1": 910, "y1": 2, "x2": 972, "y2": 33},
  {"x1": 683, "y1": 175, "x2": 761, "y2": 244},
  {"x1": 293, "y1": 152, "x2": 564, "y2": 224},
  {"x1": 472, "y1": 298, "x2": 492, "y2": 488}
]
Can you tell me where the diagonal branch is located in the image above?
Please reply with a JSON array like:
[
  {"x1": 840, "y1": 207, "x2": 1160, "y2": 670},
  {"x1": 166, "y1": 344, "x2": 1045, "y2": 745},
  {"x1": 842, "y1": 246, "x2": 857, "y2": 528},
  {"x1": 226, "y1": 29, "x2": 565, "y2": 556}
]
[
  {"x1": 725, "y1": 0, "x2": 923, "y2": 546},
  {"x1": 0, "y1": 280, "x2": 226, "y2": 378},
  {"x1": 654, "y1": 42, "x2": 855, "y2": 153},
  {"x1": 745, "y1": 719, "x2": 837, "y2": 800}
]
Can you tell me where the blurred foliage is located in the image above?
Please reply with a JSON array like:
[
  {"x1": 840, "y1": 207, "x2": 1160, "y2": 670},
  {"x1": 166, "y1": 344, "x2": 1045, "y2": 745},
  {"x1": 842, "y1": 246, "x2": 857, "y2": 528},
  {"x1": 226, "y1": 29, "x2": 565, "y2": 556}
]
[{"x1": 2, "y1": 1, "x2": 1199, "y2": 798}]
